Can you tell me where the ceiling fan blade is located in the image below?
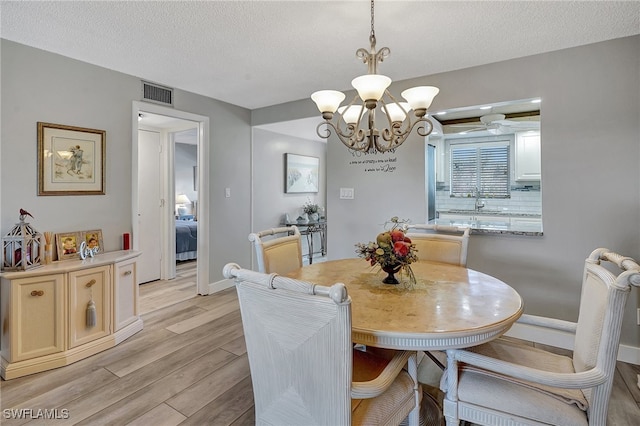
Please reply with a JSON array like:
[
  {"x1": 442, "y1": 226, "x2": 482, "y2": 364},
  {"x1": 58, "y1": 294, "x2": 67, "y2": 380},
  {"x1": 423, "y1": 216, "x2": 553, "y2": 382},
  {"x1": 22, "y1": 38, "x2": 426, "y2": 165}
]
[
  {"x1": 495, "y1": 119, "x2": 540, "y2": 128},
  {"x1": 449, "y1": 123, "x2": 483, "y2": 128},
  {"x1": 456, "y1": 126, "x2": 486, "y2": 133}
]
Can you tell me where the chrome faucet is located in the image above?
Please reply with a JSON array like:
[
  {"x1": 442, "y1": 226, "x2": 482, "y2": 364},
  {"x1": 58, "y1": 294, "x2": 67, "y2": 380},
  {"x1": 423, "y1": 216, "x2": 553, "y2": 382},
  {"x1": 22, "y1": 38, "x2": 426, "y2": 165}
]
[{"x1": 474, "y1": 187, "x2": 485, "y2": 211}]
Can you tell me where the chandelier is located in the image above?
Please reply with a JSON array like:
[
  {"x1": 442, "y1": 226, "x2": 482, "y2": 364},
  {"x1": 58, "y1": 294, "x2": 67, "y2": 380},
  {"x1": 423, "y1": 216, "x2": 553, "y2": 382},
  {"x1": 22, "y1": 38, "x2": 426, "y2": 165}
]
[{"x1": 311, "y1": 0, "x2": 439, "y2": 154}]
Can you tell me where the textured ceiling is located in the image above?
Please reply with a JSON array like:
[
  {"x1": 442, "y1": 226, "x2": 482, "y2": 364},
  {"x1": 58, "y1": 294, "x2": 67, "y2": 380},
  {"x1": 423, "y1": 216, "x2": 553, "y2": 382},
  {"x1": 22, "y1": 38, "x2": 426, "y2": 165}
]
[{"x1": 2, "y1": 1, "x2": 639, "y2": 111}]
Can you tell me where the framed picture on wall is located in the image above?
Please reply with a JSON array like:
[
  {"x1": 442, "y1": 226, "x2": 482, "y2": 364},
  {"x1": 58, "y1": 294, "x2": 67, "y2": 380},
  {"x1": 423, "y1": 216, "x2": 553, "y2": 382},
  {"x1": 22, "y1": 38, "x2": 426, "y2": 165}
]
[
  {"x1": 38, "y1": 122, "x2": 106, "y2": 195},
  {"x1": 285, "y1": 153, "x2": 319, "y2": 193}
]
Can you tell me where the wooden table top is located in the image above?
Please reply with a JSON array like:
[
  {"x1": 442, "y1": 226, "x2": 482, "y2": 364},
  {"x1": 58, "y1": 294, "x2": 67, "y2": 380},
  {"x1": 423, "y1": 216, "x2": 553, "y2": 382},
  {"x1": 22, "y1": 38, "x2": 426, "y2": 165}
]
[{"x1": 287, "y1": 258, "x2": 524, "y2": 350}]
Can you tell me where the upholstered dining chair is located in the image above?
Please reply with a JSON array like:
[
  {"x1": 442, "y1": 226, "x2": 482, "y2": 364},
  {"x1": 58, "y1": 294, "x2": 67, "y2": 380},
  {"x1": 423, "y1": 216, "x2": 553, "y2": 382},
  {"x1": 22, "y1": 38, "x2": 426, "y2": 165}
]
[
  {"x1": 248, "y1": 226, "x2": 302, "y2": 275},
  {"x1": 408, "y1": 225, "x2": 471, "y2": 391},
  {"x1": 405, "y1": 224, "x2": 470, "y2": 267},
  {"x1": 435, "y1": 248, "x2": 640, "y2": 426},
  {"x1": 223, "y1": 263, "x2": 421, "y2": 426}
]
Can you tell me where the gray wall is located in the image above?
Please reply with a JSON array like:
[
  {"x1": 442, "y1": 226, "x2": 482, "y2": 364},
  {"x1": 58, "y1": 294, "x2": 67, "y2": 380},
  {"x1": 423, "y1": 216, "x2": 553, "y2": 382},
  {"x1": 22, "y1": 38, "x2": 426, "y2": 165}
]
[
  {"x1": 1, "y1": 40, "x2": 253, "y2": 282},
  {"x1": 251, "y1": 128, "x2": 326, "y2": 261},
  {"x1": 253, "y1": 35, "x2": 640, "y2": 349}
]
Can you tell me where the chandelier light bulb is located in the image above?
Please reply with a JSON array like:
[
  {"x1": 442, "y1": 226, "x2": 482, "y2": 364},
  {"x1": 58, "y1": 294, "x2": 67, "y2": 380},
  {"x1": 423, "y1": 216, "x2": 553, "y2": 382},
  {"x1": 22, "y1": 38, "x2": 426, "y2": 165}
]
[
  {"x1": 351, "y1": 74, "x2": 392, "y2": 105},
  {"x1": 338, "y1": 105, "x2": 365, "y2": 125},
  {"x1": 382, "y1": 102, "x2": 411, "y2": 122},
  {"x1": 311, "y1": 90, "x2": 346, "y2": 116},
  {"x1": 401, "y1": 86, "x2": 440, "y2": 116}
]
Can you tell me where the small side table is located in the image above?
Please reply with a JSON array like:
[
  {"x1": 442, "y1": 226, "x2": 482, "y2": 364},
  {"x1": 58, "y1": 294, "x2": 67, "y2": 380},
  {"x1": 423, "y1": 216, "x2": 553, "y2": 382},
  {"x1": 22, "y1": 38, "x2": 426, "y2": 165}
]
[{"x1": 284, "y1": 220, "x2": 326, "y2": 264}]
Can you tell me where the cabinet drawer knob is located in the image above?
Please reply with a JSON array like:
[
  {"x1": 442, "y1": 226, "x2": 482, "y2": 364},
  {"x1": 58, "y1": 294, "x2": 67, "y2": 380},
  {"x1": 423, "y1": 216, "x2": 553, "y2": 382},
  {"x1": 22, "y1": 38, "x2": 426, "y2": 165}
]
[
  {"x1": 85, "y1": 279, "x2": 97, "y2": 288},
  {"x1": 30, "y1": 290, "x2": 44, "y2": 297},
  {"x1": 124, "y1": 270, "x2": 132, "y2": 276}
]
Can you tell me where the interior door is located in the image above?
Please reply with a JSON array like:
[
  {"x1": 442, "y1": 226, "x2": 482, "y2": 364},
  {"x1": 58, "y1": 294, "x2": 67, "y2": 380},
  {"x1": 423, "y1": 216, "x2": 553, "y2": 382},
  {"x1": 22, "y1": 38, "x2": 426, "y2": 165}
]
[{"x1": 137, "y1": 129, "x2": 162, "y2": 284}]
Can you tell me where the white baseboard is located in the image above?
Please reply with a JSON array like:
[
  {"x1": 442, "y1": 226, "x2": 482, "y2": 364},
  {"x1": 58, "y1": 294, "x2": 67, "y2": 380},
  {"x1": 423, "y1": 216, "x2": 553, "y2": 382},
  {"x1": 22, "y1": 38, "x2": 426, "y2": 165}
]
[
  {"x1": 505, "y1": 322, "x2": 640, "y2": 366},
  {"x1": 207, "y1": 278, "x2": 236, "y2": 294}
]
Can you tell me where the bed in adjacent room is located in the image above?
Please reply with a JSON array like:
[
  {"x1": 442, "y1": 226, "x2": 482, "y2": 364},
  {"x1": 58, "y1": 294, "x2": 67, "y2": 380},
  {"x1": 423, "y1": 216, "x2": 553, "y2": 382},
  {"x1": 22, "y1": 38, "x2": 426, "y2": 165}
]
[{"x1": 176, "y1": 218, "x2": 197, "y2": 260}]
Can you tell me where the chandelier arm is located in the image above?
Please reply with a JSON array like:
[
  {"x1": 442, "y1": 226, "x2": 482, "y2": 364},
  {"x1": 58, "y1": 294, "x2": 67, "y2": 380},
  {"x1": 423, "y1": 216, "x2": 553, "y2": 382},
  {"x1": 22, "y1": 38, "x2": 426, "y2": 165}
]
[
  {"x1": 375, "y1": 130, "x2": 402, "y2": 153},
  {"x1": 318, "y1": 118, "x2": 373, "y2": 153},
  {"x1": 415, "y1": 117, "x2": 435, "y2": 137},
  {"x1": 377, "y1": 117, "x2": 434, "y2": 152},
  {"x1": 315, "y1": 122, "x2": 332, "y2": 139}
]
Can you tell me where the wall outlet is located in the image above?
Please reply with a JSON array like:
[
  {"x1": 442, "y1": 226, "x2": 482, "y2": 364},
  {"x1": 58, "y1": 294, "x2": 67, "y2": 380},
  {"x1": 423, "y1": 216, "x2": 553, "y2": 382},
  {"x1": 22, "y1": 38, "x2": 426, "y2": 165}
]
[
  {"x1": 637, "y1": 308, "x2": 640, "y2": 326},
  {"x1": 225, "y1": 188, "x2": 231, "y2": 198}
]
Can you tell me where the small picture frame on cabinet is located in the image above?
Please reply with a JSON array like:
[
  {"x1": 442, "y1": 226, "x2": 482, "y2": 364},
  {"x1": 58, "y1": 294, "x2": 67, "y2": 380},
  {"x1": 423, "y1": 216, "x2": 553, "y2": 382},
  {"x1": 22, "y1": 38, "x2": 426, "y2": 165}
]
[
  {"x1": 55, "y1": 232, "x2": 82, "y2": 260},
  {"x1": 80, "y1": 229, "x2": 104, "y2": 255}
]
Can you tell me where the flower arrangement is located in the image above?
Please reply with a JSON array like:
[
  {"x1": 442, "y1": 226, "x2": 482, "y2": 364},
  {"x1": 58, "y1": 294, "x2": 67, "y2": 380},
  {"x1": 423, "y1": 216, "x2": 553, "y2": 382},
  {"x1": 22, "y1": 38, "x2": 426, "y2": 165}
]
[
  {"x1": 355, "y1": 217, "x2": 418, "y2": 285},
  {"x1": 302, "y1": 199, "x2": 319, "y2": 215}
]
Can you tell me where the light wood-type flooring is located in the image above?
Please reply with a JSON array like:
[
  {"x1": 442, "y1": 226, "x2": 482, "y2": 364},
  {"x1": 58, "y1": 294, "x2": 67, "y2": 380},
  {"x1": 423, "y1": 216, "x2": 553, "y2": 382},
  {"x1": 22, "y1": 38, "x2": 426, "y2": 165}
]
[{"x1": 1, "y1": 260, "x2": 640, "y2": 425}]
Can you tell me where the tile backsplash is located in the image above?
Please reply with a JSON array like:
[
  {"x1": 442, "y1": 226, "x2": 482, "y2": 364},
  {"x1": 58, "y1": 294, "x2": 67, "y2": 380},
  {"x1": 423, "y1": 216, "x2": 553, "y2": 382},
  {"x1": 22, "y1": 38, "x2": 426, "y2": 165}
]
[{"x1": 436, "y1": 188, "x2": 542, "y2": 215}]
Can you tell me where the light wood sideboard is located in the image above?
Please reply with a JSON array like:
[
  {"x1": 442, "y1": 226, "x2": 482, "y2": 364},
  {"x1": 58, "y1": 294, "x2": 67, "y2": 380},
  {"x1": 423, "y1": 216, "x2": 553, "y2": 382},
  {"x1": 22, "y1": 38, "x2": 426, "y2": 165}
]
[{"x1": 0, "y1": 250, "x2": 143, "y2": 380}]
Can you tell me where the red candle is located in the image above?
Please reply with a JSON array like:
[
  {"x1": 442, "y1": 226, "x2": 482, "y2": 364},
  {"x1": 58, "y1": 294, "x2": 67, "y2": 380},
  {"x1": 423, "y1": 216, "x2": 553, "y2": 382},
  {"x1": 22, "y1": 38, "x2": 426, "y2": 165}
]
[{"x1": 123, "y1": 233, "x2": 130, "y2": 250}]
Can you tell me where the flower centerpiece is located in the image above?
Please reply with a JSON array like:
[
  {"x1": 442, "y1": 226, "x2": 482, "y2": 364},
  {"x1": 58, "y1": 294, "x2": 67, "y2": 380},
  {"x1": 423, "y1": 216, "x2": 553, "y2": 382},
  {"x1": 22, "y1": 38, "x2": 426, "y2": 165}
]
[
  {"x1": 355, "y1": 217, "x2": 418, "y2": 285},
  {"x1": 302, "y1": 199, "x2": 320, "y2": 221}
]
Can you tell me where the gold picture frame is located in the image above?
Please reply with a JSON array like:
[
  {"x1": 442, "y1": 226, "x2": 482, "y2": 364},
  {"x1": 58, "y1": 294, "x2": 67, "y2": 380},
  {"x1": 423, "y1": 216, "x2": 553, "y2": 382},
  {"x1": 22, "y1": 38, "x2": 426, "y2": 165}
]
[
  {"x1": 55, "y1": 232, "x2": 81, "y2": 260},
  {"x1": 80, "y1": 229, "x2": 104, "y2": 254},
  {"x1": 38, "y1": 122, "x2": 106, "y2": 195}
]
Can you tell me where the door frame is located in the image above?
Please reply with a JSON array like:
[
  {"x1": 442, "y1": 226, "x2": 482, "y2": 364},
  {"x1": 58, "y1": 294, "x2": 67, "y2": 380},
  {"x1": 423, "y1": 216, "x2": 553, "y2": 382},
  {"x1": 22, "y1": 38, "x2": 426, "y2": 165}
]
[{"x1": 132, "y1": 102, "x2": 211, "y2": 295}]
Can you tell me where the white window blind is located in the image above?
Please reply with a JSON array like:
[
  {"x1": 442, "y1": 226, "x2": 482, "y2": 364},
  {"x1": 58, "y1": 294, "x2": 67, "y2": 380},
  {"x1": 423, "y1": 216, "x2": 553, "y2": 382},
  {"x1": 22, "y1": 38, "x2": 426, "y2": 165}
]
[{"x1": 450, "y1": 144, "x2": 510, "y2": 198}]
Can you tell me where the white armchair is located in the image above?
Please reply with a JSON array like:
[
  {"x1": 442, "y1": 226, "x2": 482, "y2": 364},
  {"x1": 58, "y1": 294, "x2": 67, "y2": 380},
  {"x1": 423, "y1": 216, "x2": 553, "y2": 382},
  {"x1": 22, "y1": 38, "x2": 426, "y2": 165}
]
[
  {"x1": 223, "y1": 263, "x2": 421, "y2": 425},
  {"x1": 248, "y1": 226, "x2": 302, "y2": 275},
  {"x1": 405, "y1": 224, "x2": 470, "y2": 267},
  {"x1": 439, "y1": 248, "x2": 640, "y2": 425}
]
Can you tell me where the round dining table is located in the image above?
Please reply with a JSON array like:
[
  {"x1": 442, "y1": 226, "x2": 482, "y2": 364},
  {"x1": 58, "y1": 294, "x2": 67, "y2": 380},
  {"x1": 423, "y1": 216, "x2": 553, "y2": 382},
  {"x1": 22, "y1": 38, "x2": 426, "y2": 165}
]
[{"x1": 286, "y1": 258, "x2": 524, "y2": 351}]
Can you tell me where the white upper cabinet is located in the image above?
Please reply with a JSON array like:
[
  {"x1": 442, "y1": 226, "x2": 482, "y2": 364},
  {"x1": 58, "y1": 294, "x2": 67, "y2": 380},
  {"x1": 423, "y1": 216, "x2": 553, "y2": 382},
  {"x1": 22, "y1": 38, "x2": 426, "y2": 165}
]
[{"x1": 515, "y1": 131, "x2": 541, "y2": 181}]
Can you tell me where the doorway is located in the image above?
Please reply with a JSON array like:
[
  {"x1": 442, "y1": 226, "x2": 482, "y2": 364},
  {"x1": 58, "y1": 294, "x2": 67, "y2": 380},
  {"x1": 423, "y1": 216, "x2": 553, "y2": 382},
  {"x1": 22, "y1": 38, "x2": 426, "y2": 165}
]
[{"x1": 132, "y1": 102, "x2": 210, "y2": 296}]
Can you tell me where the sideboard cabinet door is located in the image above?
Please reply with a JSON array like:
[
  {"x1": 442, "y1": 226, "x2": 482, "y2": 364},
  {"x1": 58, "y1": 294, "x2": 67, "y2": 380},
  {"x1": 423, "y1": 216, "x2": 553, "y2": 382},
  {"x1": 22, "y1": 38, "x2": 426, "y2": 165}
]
[
  {"x1": 68, "y1": 265, "x2": 111, "y2": 349},
  {"x1": 114, "y1": 258, "x2": 138, "y2": 331},
  {"x1": 3, "y1": 274, "x2": 65, "y2": 362}
]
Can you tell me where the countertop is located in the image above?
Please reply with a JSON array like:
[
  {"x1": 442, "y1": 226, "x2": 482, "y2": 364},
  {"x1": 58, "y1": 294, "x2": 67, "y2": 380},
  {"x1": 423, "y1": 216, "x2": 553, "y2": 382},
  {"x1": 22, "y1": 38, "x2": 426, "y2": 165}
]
[
  {"x1": 438, "y1": 209, "x2": 542, "y2": 218},
  {"x1": 433, "y1": 210, "x2": 543, "y2": 236}
]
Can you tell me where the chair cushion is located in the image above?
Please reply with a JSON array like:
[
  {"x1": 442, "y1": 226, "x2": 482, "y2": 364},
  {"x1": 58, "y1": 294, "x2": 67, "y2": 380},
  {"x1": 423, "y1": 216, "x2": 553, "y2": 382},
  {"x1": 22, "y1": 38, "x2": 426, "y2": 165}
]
[
  {"x1": 412, "y1": 238, "x2": 463, "y2": 265},
  {"x1": 262, "y1": 239, "x2": 302, "y2": 275},
  {"x1": 351, "y1": 348, "x2": 417, "y2": 425},
  {"x1": 457, "y1": 369, "x2": 588, "y2": 426},
  {"x1": 352, "y1": 371, "x2": 415, "y2": 426},
  {"x1": 453, "y1": 339, "x2": 589, "y2": 426}
]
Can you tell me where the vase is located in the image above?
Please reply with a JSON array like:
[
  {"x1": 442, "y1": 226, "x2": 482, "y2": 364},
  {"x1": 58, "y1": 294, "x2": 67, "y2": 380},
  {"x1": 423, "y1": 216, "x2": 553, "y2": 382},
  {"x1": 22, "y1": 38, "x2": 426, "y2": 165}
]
[
  {"x1": 381, "y1": 264, "x2": 402, "y2": 285},
  {"x1": 310, "y1": 213, "x2": 319, "y2": 221}
]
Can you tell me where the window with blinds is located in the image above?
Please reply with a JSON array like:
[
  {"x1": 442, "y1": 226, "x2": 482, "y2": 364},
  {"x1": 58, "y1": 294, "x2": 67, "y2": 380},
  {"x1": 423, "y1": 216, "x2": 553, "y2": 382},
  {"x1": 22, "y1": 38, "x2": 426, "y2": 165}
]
[{"x1": 450, "y1": 144, "x2": 510, "y2": 198}]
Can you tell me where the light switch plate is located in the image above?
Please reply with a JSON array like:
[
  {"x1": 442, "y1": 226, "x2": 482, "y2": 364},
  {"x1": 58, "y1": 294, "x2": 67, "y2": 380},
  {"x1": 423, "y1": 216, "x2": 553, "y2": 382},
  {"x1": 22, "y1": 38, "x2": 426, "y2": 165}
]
[
  {"x1": 339, "y1": 188, "x2": 354, "y2": 199},
  {"x1": 225, "y1": 188, "x2": 231, "y2": 198}
]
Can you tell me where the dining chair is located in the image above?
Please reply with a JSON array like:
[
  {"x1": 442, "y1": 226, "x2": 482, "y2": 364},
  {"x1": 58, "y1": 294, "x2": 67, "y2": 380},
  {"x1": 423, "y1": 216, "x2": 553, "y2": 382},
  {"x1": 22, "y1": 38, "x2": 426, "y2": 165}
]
[
  {"x1": 407, "y1": 225, "x2": 471, "y2": 379},
  {"x1": 405, "y1": 224, "x2": 470, "y2": 267},
  {"x1": 248, "y1": 226, "x2": 302, "y2": 275},
  {"x1": 436, "y1": 248, "x2": 640, "y2": 425},
  {"x1": 223, "y1": 263, "x2": 421, "y2": 426}
]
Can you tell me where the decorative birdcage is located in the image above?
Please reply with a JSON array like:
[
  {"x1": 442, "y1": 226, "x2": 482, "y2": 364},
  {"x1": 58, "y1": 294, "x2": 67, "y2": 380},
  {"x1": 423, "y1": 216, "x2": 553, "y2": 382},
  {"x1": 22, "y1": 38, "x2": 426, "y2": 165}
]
[{"x1": 2, "y1": 215, "x2": 42, "y2": 271}]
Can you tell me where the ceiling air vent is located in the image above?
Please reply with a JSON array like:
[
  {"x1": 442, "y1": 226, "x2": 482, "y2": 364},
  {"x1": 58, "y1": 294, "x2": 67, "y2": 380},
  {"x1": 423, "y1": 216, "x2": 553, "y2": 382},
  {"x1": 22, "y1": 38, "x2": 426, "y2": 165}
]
[{"x1": 141, "y1": 81, "x2": 173, "y2": 106}]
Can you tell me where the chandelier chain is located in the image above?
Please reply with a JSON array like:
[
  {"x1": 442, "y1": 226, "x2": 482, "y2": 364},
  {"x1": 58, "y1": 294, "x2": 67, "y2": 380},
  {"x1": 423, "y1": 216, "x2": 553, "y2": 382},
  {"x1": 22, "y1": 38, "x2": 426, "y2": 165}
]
[{"x1": 370, "y1": 0, "x2": 375, "y2": 39}]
